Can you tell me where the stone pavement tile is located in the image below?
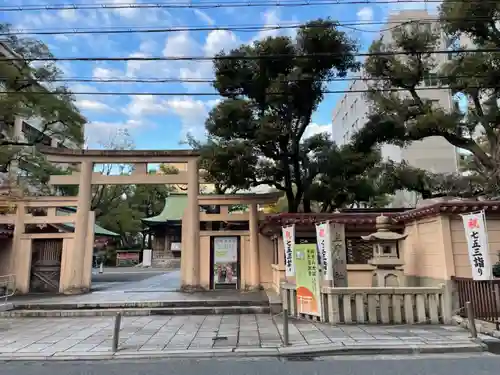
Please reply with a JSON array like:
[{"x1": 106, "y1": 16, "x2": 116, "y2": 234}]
[
  {"x1": 139, "y1": 345, "x2": 165, "y2": 351},
  {"x1": 213, "y1": 339, "x2": 235, "y2": 348},
  {"x1": 237, "y1": 337, "x2": 261, "y2": 346},
  {"x1": 188, "y1": 340, "x2": 214, "y2": 349},
  {"x1": 305, "y1": 338, "x2": 331, "y2": 345},
  {"x1": 90, "y1": 345, "x2": 113, "y2": 352},
  {"x1": 164, "y1": 343, "x2": 190, "y2": 350},
  {"x1": 46, "y1": 339, "x2": 82, "y2": 350},
  {"x1": 36, "y1": 336, "x2": 69, "y2": 344},
  {"x1": 195, "y1": 331, "x2": 218, "y2": 338},
  {"x1": 78, "y1": 337, "x2": 107, "y2": 345},
  {"x1": 17, "y1": 343, "x2": 52, "y2": 353},
  {"x1": 0, "y1": 338, "x2": 17, "y2": 345},
  {"x1": 349, "y1": 340, "x2": 406, "y2": 346},
  {"x1": 372, "y1": 335, "x2": 401, "y2": 340},
  {"x1": 63, "y1": 343, "x2": 99, "y2": 352}
]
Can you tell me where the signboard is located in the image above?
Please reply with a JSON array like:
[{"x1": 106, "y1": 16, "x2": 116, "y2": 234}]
[
  {"x1": 213, "y1": 237, "x2": 238, "y2": 286},
  {"x1": 294, "y1": 243, "x2": 322, "y2": 317},
  {"x1": 316, "y1": 222, "x2": 333, "y2": 281},
  {"x1": 116, "y1": 252, "x2": 140, "y2": 267},
  {"x1": 461, "y1": 211, "x2": 492, "y2": 280},
  {"x1": 330, "y1": 222, "x2": 348, "y2": 287},
  {"x1": 282, "y1": 225, "x2": 296, "y2": 276},
  {"x1": 142, "y1": 249, "x2": 152, "y2": 267}
]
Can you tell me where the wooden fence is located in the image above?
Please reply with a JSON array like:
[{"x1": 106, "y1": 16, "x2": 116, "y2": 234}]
[
  {"x1": 281, "y1": 283, "x2": 450, "y2": 324},
  {"x1": 453, "y1": 277, "x2": 500, "y2": 329}
]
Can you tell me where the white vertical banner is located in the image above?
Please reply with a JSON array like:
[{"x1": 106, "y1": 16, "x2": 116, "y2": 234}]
[
  {"x1": 282, "y1": 225, "x2": 296, "y2": 276},
  {"x1": 330, "y1": 222, "x2": 348, "y2": 287},
  {"x1": 461, "y1": 210, "x2": 492, "y2": 280},
  {"x1": 316, "y1": 222, "x2": 333, "y2": 281}
]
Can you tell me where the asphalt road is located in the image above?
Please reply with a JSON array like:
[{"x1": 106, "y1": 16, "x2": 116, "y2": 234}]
[
  {"x1": 91, "y1": 268, "x2": 179, "y2": 291},
  {"x1": 91, "y1": 268, "x2": 167, "y2": 283},
  {"x1": 1, "y1": 353, "x2": 499, "y2": 375}
]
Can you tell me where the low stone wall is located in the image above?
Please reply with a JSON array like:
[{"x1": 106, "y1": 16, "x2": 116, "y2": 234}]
[{"x1": 281, "y1": 283, "x2": 451, "y2": 324}]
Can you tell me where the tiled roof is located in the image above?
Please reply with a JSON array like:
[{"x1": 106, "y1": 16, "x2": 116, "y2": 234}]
[
  {"x1": 260, "y1": 200, "x2": 500, "y2": 229},
  {"x1": 141, "y1": 194, "x2": 188, "y2": 224}
]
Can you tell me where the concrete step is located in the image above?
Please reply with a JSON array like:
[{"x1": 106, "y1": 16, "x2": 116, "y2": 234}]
[
  {"x1": 0, "y1": 305, "x2": 271, "y2": 317},
  {"x1": 11, "y1": 298, "x2": 269, "y2": 311}
]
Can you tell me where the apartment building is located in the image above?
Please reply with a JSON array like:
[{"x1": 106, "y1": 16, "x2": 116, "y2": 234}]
[
  {"x1": 0, "y1": 41, "x2": 84, "y2": 149},
  {"x1": 331, "y1": 10, "x2": 464, "y2": 206}
]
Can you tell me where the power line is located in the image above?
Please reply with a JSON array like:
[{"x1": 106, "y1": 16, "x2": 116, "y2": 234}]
[
  {"x1": 3, "y1": 17, "x2": 492, "y2": 36},
  {"x1": 1, "y1": 86, "x2": 493, "y2": 96},
  {"x1": 0, "y1": 0, "x2": 472, "y2": 13},
  {"x1": 4, "y1": 74, "x2": 492, "y2": 84},
  {"x1": 0, "y1": 48, "x2": 497, "y2": 62}
]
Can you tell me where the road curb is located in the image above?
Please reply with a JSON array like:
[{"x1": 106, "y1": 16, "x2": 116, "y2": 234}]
[{"x1": 0, "y1": 342, "x2": 486, "y2": 362}]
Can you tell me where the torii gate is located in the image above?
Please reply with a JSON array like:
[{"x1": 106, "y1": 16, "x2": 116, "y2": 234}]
[{"x1": 41, "y1": 147, "x2": 202, "y2": 293}]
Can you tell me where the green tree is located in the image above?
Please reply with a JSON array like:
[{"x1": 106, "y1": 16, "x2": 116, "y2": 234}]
[
  {"x1": 185, "y1": 134, "x2": 256, "y2": 194},
  {"x1": 352, "y1": 1, "x2": 500, "y2": 198},
  {"x1": 200, "y1": 19, "x2": 359, "y2": 212},
  {"x1": 0, "y1": 23, "x2": 85, "y2": 173}
]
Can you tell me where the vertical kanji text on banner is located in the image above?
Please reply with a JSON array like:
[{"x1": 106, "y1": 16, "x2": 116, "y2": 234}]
[
  {"x1": 282, "y1": 225, "x2": 296, "y2": 277},
  {"x1": 461, "y1": 210, "x2": 492, "y2": 281}
]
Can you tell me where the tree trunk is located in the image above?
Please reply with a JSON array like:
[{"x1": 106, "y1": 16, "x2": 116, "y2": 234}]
[
  {"x1": 286, "y1": 189, "x2": 299, "y2": 213},
  {"x1": 303, "y1": 195, "x2": 312, "y2": 213}
]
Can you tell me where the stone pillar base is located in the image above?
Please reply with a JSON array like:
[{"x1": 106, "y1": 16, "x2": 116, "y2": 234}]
[
  {"x1": 244, "y1": 284, "x2": 263, "y2": 291},
  {"x1": 180, "y1": 284, "x2": 206, "y2": 293},
  {"x1": 62, "y1": 287, "x2": 90, "y2": 295}
]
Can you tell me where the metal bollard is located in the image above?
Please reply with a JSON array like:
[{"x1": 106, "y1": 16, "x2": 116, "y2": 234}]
[
  {"x1": 282, "y1": 308, "x2": 290, "y2": 346},
  {"x1": 99, "y1": 263, "x2": 104, "y2": 274},
  {"x1": 112, "y1": 312, "x2": 122, "y2": 352},
  {"x1": 465, "y1": 301, "x2": 478, "y2": 339}
]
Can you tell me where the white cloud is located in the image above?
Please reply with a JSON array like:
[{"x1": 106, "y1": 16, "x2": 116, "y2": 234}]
[
  {"x1": 92, "y1": 66, "x2": 121, "y2": 79},
  {"x1": 125, "y1": 95, "x2": 169, "y2": 117},
  {"x1": 253, "y1": 9, "x2": 281, "y2": 41},
  {"x1": 139, "y1": 39, "x2": 158, "y2": 54},
  {"x1": 125, "y1": 52, "x2": 161, "y2": 78},
  {"x1": 303, "y1": 123, "x2": 332, "y2": 139},
  {"x1": 54, "y1": 34, "x2": 70, "y2": 42},
  {"x1": 165, "y1": 96, "x2": 218, "y2": 137},
  {"x1": 357, "y1": 7, "x2": 374, "y2": 22},
  {"x1": 193, "y1": 9, "x2": 215, "y2": 25},
  {"x1": 76, "y1": 99, "x2": 114, "y2": 112},
  {"x1": 163, "y1": 31, "x2": 198, "y2": 57},
  {"x1": 108, "y1": 0, "x2": 139, "y2": 19},
  {"x1": 204, "y1": 30, "x2": 240, "y2": 56},
  {"x1": 85, "y1": 119, "x2": 145, "y2": 145},
  {"x1": 58, "y1": 9, "x2": 78, "y2": 22}
]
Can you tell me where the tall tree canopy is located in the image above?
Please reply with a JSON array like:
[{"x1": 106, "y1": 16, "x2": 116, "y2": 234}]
[
  {"x1": 0, "y1": 23, "x2": 85, "y2": 185},
  {"x1": 353, "y1": 1, "x2": 500, "y2": 198},
  {"x1": 199, "y1": 19, "x2": 360, "y2": 212}
]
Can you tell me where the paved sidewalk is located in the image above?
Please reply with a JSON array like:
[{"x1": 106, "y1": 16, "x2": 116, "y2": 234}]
[{"x1": 0, "y1": 314, "x2": 486, "y2": 360}]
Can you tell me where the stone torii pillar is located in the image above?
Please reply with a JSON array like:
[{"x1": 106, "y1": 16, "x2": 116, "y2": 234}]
[
  {"x1": 181, "y1": 157, "x2": 200, "y2": 289},
  {"x1": 60, "y1": 160, "x2": 93, "y2": 294}
]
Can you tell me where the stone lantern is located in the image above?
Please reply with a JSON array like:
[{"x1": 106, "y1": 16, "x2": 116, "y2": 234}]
[{"x1": 361, "y1": 215, "x2": 407, "y2": 287}]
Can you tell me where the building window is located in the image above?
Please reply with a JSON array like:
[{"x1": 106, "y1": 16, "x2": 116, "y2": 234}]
[
  {"x1": 22, "y1": 121, "x2": 51, "y2": 146},
  {"x1": 424, "y1": 73, "x2": 439, "y2": 87}
]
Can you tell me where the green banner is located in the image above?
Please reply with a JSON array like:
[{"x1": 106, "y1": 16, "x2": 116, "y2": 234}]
[{"x1": 294, "y1": 243, "x2": 322, "y2": 317}]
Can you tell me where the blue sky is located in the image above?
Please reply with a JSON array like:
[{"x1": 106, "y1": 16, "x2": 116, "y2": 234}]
[{"x1": 1, "y1": 0, "x2": 436, "y2": 150}]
